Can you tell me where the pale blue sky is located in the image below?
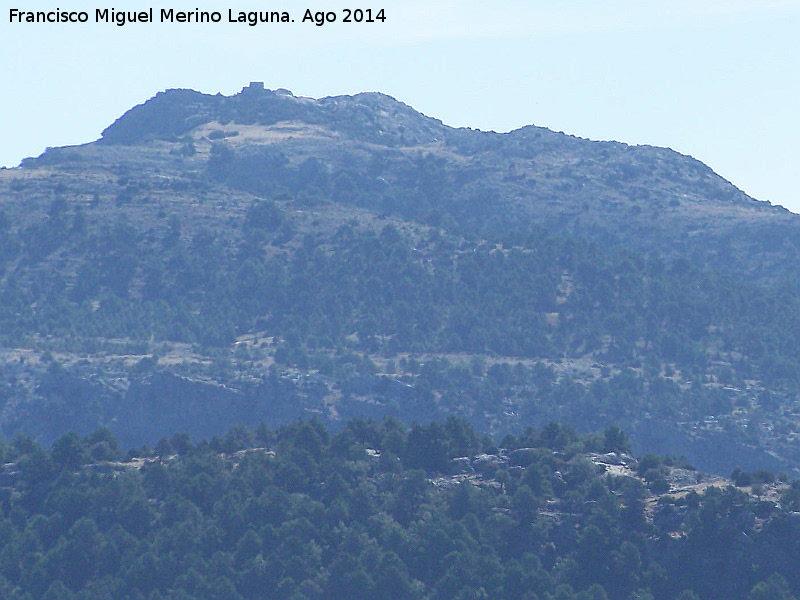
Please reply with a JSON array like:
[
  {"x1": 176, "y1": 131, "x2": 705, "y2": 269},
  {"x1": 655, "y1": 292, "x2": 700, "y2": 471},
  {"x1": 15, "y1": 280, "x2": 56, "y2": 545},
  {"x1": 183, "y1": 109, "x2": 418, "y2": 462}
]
[{"x1": 2, "y1": 1, "x2": 799, "y2": 211}]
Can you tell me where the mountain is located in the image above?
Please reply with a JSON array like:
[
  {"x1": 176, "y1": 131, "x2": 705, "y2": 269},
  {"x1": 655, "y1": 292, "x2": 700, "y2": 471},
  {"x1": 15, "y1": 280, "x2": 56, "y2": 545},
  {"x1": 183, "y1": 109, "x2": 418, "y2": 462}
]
[{"x1": 2, "y1": 83, "x2": 800, "y2": 476}]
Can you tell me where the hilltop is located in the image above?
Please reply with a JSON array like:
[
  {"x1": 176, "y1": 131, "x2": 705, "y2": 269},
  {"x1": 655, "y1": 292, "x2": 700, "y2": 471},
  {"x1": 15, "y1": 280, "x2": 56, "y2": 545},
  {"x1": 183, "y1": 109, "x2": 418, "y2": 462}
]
[{"x1": 93, "y1": 83, "x2": 799, "y2": 279}]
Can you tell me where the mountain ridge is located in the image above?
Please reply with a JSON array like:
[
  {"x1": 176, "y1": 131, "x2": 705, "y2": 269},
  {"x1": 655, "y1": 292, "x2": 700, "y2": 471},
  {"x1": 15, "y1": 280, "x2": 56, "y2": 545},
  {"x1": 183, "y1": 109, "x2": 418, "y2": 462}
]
[{"x1": 89, "y1": 83, "x2": 793, "y2": 280}]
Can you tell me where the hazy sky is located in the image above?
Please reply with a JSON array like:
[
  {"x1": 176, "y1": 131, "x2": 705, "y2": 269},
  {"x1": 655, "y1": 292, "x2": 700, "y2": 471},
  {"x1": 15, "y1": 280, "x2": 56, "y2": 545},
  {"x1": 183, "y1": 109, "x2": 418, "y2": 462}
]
[{"x1": 3, "y1": 1, "x2": 799, "y2": 211}]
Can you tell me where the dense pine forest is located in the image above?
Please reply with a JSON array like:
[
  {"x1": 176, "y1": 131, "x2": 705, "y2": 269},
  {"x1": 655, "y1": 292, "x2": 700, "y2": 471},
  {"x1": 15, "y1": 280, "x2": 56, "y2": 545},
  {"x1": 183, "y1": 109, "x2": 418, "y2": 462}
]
[{"x1": 1, "y1": 417, "x2": 799, "y2": 600}]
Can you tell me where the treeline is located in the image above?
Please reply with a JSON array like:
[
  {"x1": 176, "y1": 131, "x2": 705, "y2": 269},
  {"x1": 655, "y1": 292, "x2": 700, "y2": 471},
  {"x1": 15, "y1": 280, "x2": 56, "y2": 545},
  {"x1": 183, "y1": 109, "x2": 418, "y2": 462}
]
[{"x1": 1, "y1": 418, "x2": 799, "y2": 600}]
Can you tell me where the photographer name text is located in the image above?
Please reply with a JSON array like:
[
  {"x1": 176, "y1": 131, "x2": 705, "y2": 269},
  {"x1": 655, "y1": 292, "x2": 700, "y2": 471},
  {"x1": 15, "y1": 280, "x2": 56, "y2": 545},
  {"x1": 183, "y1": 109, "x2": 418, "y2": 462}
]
[{"x1": 9, "y1": 7, "x2": 386, "y2": 27}]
